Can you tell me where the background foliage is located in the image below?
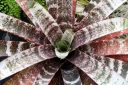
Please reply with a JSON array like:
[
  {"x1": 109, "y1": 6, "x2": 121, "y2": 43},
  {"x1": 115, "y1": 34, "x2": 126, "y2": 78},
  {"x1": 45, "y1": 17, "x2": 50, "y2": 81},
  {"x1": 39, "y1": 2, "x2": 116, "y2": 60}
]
[{"x1": 0, "y1": 0, "x2": 47, "y2": 19}]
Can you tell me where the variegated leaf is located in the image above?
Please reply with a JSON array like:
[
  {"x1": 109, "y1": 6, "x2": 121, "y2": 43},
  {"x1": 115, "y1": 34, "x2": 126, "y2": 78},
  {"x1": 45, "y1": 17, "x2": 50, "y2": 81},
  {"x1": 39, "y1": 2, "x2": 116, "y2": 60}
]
[
  {"x1": 0, "y1": 40, "x2": 35, "y2": 57},
  {"x1": 110, "y1": 1, "x2": 128, "y2": 18},
  {"x1": 16, "y1": 0, "x2": 41, "y2": 31},
  {"x1": 77, "y1": 0, "x2": 101, "y2": 16},
  {"x1": 33, "y1": 59, "x2": 63, "y2": 85},
  {"x1": 68, "y1": 51, "x2": 128, "y2": 85},
  {"x1": 3, "y1": 65, "x2": 39, "y2": 85},
  {"x1": 46, "y1": 0, "x2": 76, "y2": 30},
  {"x1": 61, "y1": 62, "x2": 82, "y2": 85},
  {"x1": 45, "y1": 0, "x2": 59, "y2": 19},
  {"x1": 57, "y1": 0, "x2": 76, "y2": 31},
  {"x1": 0, "y1": 13, "x2": 44, "y2": 44},
  {"x1": 94, "y1": 56, "x2": 128, "y2": 82},
  {"x1": 0, "y1": 45, "x2": 55, "y2": 80},
  {"x1": 93, "y1": 29, "x2": 128, "y2": 42},
  {"x1": 4, "y1": 58, "x2": 63, "y2": 85},
  {"x1": 72, "y1": 17, "x2": 128, "y2": 51},
  {"x1": 76, "y1": 0, "x2": 127, "y2": 30},
  {"x1": 84, "y1": 38, "x2": 128, "y2": 56},
  {"x1": 26, "y1": 0, "x2": 63, "y2": 45}
]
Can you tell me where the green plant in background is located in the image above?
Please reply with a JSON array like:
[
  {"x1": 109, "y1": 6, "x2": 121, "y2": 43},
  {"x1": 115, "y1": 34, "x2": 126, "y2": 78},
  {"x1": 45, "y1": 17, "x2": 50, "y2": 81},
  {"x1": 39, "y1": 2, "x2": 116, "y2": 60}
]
[
  {"x1": 0, "y1": 0, "x2": 47, "y2": 19},
  {"x1": 0, "y1": 0, "x2": 21, "y2": 18}
]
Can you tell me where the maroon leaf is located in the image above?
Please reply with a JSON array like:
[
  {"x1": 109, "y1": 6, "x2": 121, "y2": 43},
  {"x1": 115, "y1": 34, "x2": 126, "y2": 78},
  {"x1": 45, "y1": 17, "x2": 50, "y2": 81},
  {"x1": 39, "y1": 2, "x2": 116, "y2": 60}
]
[
  {"x1": 78, "y1": 68, "x2": 98, "y2": 85},
  {"x1": 49, "y1": 69, "x2": 64, "y2": 85},
  {"x1": 0, "y1": 45, "x2": 55, "y2": 80},
  {"x1": 107, "y1": 55, "x2": 128, "y2": 62},
  {"x1": 84, "y1": 38, "x2": 128, "y2": 56},
  {"x1": 72, "y1": 17, "x2": 128, "y2": 51}
]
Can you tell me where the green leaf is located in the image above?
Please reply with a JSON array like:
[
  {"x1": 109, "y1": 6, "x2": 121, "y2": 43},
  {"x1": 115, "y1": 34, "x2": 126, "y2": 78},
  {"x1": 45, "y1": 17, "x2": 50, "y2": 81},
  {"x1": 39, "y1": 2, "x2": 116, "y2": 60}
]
[{"x1": 56, "y1": 40, "x2": 70, "y2": 52}]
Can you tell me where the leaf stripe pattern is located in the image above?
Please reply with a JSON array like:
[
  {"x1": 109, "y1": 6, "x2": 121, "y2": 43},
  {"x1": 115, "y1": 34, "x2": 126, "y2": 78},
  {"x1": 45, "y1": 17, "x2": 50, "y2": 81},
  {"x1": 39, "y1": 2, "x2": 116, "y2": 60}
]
[
  {"x1": 57, "y1": 0, "x2": 76, "y2": 31},
  {"x1": 93, "y1": 28, "x2": 128, "y2": 42},
  {"x1": 4, "y1": 65, "x2": 39, "y2": 85},
  {"x1": 0, "y1": 40, "x2": 35, "y2": 57},
  {"x1": 72, "y1": 17, "x2": 128, "y2": 51},
  {"x1": 4, "y1": 59, "x2": 63, "y2": 85},
  {"x1": 82, "y1": 0, "x2": 101, "y2": 16},
  {"x1": 68, "y1": 51, "x2": 128, "y2": 85},
  {"x1": 61, "y1": 64, "x2": 82, "y2": 85},
  {"x1": 0, "y1": 45, "x2": 55, "y2": 80},
  {"x1": 45, "y1": 0, "x2": 59, "y2": 19},
  {"x1": 33, "y1": 59, "x2": 63, "y2": 85},
  {"x1": 46, "y1": 0, "x2": 76, "y2": 30},
  {"x1": 76, "y1": 0, "x2": 127, "y2": 30},
  {"x1": 94, "y1": 56, "x2": 128, "y2": 82},
  {"x1": 28, "y1": 1, "x2": 63, "y2": 45},
  {"x1": 16, "y1": 0, "x2": 41, "y2": 30},
  {"x1": 0, "y1": 13, "x2": 44, "y2": 44},
  {"x1": 83, "y1": 38, "x2": 128, "y2": 56}
]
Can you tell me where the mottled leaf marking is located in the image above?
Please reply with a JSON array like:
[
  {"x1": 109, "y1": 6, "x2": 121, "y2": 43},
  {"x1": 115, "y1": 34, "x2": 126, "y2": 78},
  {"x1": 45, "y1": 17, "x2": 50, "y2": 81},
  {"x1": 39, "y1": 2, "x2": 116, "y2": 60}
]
[
  {"x1": 0, "y1": 45, "x2": 55, "y2": 80},
  {"x1": 72, "y1": 18, "x2": 128, "y2": 51}
]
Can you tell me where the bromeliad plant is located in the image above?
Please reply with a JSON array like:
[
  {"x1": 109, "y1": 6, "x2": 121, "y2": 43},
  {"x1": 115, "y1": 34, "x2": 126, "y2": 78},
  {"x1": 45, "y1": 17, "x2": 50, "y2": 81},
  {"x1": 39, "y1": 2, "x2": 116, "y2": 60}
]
[{"x1": 1, "y1": 0, "x2": 128, "y2": 85}]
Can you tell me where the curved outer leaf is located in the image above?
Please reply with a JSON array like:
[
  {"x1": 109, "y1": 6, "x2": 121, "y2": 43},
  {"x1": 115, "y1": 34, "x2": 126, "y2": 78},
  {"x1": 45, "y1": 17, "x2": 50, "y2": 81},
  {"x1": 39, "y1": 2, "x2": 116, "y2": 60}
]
[
  {"x1": 0, "y1": 45, "x2": 55, "y2": 80},
  {"x1": 61, "y1": 63, "x2": 82, "y2": 85},
  {"x1": 93, "y1": 56, "x2": 128, "y2": 82},
  {"x1": 16, "y1": 0, "x2": 41, "y2": 31},
  {"x1": 72, "y1": 17, "x2": 128, "y2": 51},
  {"x1": 27, "y1": 1, "x2": 63, "y2": 45},
  {"x1": 3, "y1": 65, "x2": 39, "y2": 85},
  {"x1": 0, "y1": 13, "x2": 44, "y2": 44},
  {"x1": 4, "y1": 58, "x2": 63, "y2": 85},
  {"x1": 76, "y1": 0, "x2": 127, "y2": 30},
  {"x1": 93, "y1": 29, "x2": 128, "y2": 42},
  {"x1": 0, "y1": 40, "x2": 35, "y2": 57},
  {"x1": 84, "y1": 38, "x2": 128, "y2": 56},
  {"x1": 68, "y1": 51, "x2": 128, "y2": 85}
]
